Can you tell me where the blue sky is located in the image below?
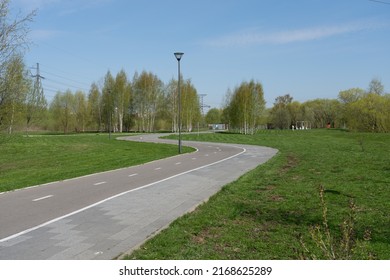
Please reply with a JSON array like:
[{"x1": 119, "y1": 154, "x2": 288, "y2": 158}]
[{"x1": 11, "y1": 0, "x2": 390, "y2": 108}]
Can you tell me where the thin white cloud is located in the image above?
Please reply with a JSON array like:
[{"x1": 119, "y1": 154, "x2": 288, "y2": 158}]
[
  {"x1": 58, "y1": 0, "x2": 114, "y2": 16},
  {"x1": 30, "y1": 29, "x2": 64, "y2": 41},
  {"x1": 205, "y1": 21, "x2": 383, "y2": 47},
  {"x1": 12, "y1": 0, "x2": 60, "y2": 11},
  {"x1": 13, "y1": 0, "x2": 113, "y2": 14}
]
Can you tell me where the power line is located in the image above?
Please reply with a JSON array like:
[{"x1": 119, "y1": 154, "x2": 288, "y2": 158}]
[
  {"x1": 37, "y1": 41, "x2": 109, "y2": 72},
  {"x1": 44, "y1": 77, "x2": 89, "y2": 92},
  {"x1": 41, "y1": 70, "x2": 91, "y2": 88},
  {"x1": 38, "y1": 63, "x2": 96, "y2": 85}
]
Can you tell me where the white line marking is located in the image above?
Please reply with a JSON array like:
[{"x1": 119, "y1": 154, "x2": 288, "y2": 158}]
[
  {"x1": 175, "y1": 162, "x2": 181, "y2": 165},
  {"x1": 32, "y1": 195, "x2": 53, "y2": 202},
  {"x1": 192, "y1": 158, "x2": 196, "y2": 160},
  {"x1": 154, "y1": 167, "x2": 162, "y2": 170},
  {"x1": 0, "y1": 147, "x2": 246, "y2": 243},
  {"x1": 93, "y1": 181, "x2": 107, "y2": 186},
  {"x1": 128, "y1": 173, "x2": 138, "y2": 177}
]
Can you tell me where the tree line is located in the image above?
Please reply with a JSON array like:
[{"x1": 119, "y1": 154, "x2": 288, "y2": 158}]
[
  {"x1": 49, "y1": 70, "x2": 201, "y2": 134},
  {"x1": 207, "y1": 78, "x2": 390, "y2": 133},
  {"x1": 264, "y1": 78, "x2": 390, "y2": 132},
  {"x1": 1, "y1": 66, "x2": 202, "y2": 134}
]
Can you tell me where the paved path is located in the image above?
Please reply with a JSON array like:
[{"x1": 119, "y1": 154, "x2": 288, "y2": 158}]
[{"x1": 0, "y1": 134, "x2": 277, "y2": 259}]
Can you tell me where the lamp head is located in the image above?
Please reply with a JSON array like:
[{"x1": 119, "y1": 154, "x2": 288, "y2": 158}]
[{"x1": 174, "y1": 52, "x2": 184, "y2": 61}]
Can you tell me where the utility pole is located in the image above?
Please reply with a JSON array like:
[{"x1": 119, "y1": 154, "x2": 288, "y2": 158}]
[
  {"x1": 199, "y1": 94, "x2": 210, "y2": 131},
  {"x1": 27, "y1": 63, "x2": 46, "y2": 133},
  {"x1": 32, "y1": 63, "x2": 45, "y2": 90},
  {"x1": 199, "y1": 94, "x2": 210, "y2": 116}
]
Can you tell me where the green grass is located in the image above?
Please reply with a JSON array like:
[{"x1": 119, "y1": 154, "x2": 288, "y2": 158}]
[
  {"x1": 126, "y1": 129, "x2": 390, "y2": 259},
  {"x1": 0, "y1": 133, "x2": 193, "y2": 192}
]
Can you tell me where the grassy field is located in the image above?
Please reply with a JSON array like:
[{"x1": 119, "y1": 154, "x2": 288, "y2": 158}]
[
  {"x1": 0, "y1": 133, "x2": 192, "y2": 193},
  {"x1": 126, "y1": 129, "x2": 390, "y2": 259}
]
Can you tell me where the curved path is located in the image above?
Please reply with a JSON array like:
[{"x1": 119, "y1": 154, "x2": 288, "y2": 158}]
[{"x1": 0, "y1": 134, "x2": 277, "y2": 259}]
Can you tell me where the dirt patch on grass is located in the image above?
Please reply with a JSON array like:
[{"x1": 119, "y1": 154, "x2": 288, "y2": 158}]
[
  {"x1": 255, "y1": 185, "x2": 277, "y2": 193},
  {"x1": 270, "y1": 195, "x2": 284, "y2": 202},
  {"x1": 192, "y1": 228, "x2": 221, "y2": 245},
  {"x1": 280, "y1": 154, "x2": 299, "y2": 174}
]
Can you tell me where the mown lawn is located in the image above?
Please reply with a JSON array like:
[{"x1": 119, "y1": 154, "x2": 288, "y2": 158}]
[
  {"x1": 0, "y1": 133, "x2": 192, "y2": 192},
  {"x1": 126, "y1": 129, "x2": 390, "y2": 259}
]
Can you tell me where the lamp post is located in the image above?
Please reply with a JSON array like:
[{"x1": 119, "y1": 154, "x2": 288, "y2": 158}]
[{"x1": 174, "y1": 52, "x2": 184, "y2": 154}]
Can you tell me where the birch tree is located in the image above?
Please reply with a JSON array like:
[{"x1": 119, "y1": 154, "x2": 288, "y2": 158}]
[
  {"x1": 0, "y1": 54, "x2": 31, "y2": 133},
  {"x1": 50, "y1": 90, "x2": 75, "y2": 134},
  {"x1": 224, "y1": 80, "x2": 265, "y2": 133},
  {"x1": 101, "y1": 71, "x2": 115, "y2": 132},
  {"x1": 132, "y1": 71, "x2": 163, "y2": 132},
  {"x1": 0, "y1": 0, "x2": 36, "y2": 76},
  {"x1": 0, "y1": 0, "x2": 35, "y2": 134},
  {"x1": 181, "y1": 79, "x2": 201, "y2": 132},
  {"x1": 113, "y1": 69, "x2": 130, "y2": 132},
  {"x1": 74, "y1": 90, "x2": 88, "y2": 132},
  {"x1": 87, "y1": 82, "x2": 102, "y2": 131}
]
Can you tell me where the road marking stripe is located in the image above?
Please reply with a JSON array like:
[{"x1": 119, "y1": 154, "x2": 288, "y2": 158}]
[
  {"x1": 0, "y1": 147, "x2": 247, "y2": 243},
  {"x1": 175, "y1": 162, "x2": 181, "y2": 165},
  {"x1": 93, "y1": 182, "x2": 106, "y2": 186},
  {"x1": 128, "y1": 173, "x2": 138, "y2": 177},
  {"x1": 32, "y1": 195, "x2": 53, "y2": 202}
]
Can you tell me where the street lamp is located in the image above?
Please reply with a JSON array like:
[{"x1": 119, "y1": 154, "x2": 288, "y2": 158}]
[{"x1": 174, "y1": 52, "x2": 184, "y2": 154}]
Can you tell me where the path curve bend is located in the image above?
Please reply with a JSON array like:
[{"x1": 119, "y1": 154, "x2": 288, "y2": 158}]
[{"x1": 0, "y1": 134, "x2": 278, "y2": 260}]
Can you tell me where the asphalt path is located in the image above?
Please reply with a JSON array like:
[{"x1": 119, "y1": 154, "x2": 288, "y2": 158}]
[{"x1": 0, "y1": 134, "x2": 277, "y2": 259}]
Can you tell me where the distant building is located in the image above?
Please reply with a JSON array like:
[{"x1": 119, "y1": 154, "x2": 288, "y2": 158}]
[{"x1": 208, "y1": 124, "x2": 227, "y2": 131}]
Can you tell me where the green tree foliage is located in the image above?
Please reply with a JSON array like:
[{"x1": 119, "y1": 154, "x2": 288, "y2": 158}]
[
  {"x1": 224, "y1": 80, "x2": 265, "y2": 134},
  {"x1": 287, "y1": 101, "x2": 303, "y2": 127},
  {"x1": 101, "y1": 71, "x2": 115, "y2": 132},
  {"x1": 46, "y1": 69, "x2": 202, "y2": 134},
  {"x1": 337, "y1": 83, "x2": 390, "y2": 132},
  {"x1": 0, "y1": 1, "x2": 35, "y2": 135},
  {"x1": 165, "y1": 78, "x2": 178, "y2": 132},
  {"x1": 132, "y1": 71, "x2": 164, "y2": 132},
  {"x1": 114, "y1": 69, "x2": 131, "y2": 133},
  {"x1": 50, "y1": 90, "x2": 75, "y2": 134},
  {"x1": 338, "y1": 88, "x2": 365, "y2": 129},
  {"x1": 87, "y1": 82, "x2": 102, "y2": 131},
  {"x1": 368, "y1": 78, "x2": 384, "y2": 95},
  {"x1": 181, "y1": 79, "x2": 201, "y2": 132},
  {"x1": 269, "y1": 94, "x2": 293, "y2": 129},
  {"x1": 303, "y1": 99, "x2": 341, "y2": 128},
  {"x1": 0, "y1": 54, "x2": 31, "y2": 133},
  {"x1": 347, "y1": 93, "x2": 390, "y2": 132},
  {"x1": 74, "y1": 91, "x2": 88, "y2": 132},
  {"x1": 0, "y1": 0, "x2": 35, "y2": 76},
  {"x1": 205, "y1": 108, "x2": 222, "y2": 124}
]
